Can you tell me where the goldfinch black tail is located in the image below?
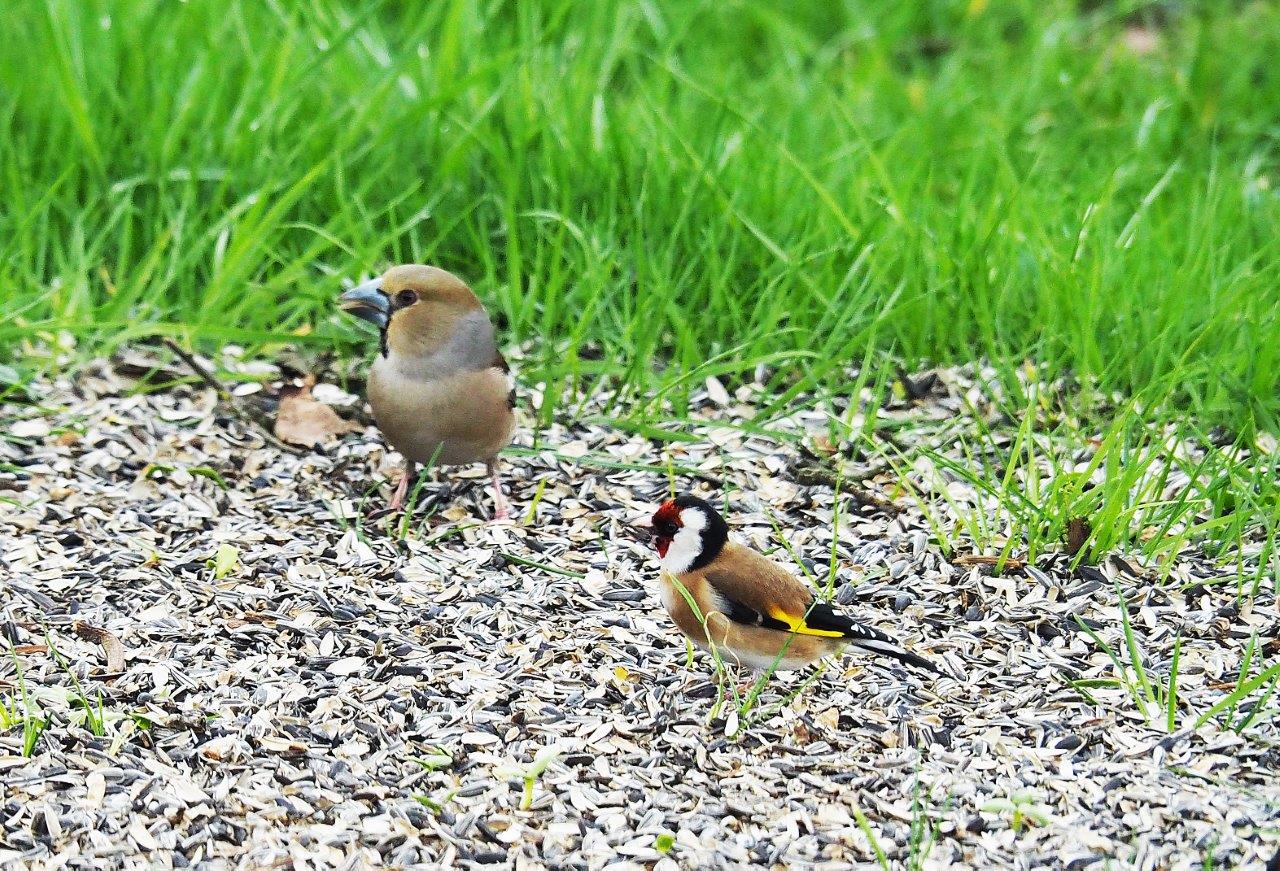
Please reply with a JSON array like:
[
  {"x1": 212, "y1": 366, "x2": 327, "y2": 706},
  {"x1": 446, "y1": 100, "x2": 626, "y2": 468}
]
[{"x1": 806, "y1": 602, "x2": 940, "y2": 674}]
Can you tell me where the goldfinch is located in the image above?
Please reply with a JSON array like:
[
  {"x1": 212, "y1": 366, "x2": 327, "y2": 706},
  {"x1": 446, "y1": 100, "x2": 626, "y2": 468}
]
[
  {"x1": 339, "y1": 264, "x2": 516, "y2": 519},
  {"x1": 647, "y1": 494, "x2": 937, "y2": 673}
]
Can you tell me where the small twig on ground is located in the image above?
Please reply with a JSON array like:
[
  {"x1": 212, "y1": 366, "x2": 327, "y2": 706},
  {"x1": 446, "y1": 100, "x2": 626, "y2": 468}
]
[
  {"x1": 791, "y1": 460, "x2": 902, "y2": 515},
  {"x1": 161, "y1": 338, "x2": 304, "y2": 455},
  {"x1": 73, "y1": 621, "x2": 126, "y2": 673},
  {"x1": 953, "y1": 554, "x2": 1027, "y2": 572},
  {"x1": 800, "y1": 443, "x2": 892, "y2": 483}
]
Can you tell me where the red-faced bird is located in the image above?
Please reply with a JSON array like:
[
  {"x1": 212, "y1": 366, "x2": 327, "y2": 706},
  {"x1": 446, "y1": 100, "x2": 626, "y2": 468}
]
[{"x1": 648, "y1": 494, "x2": 937, "y2": 673}]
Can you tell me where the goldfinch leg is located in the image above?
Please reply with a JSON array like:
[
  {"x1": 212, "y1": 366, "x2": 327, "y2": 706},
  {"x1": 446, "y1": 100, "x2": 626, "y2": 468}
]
[
  {"x1": 487, "y1": 460, "x2": 509, "y2": 521},
  {"x1": 388, "y1": 460, "x2": 417, "y2": 513}
]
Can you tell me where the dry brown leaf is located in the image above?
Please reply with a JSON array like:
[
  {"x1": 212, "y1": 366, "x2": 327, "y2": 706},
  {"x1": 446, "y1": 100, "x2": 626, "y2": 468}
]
[
  {"x1": 74, "y1": 621, "x2": 126, "y2": 672},
  {"x1": 811, "y1": 435, "x2": 838, "y2": 457},
  {"x1": 274, "y1": 375, "x2": 360, "y2": 447},
  {"x1": 1065, "y1": 517, "x2": 1092, "y2": 557}
]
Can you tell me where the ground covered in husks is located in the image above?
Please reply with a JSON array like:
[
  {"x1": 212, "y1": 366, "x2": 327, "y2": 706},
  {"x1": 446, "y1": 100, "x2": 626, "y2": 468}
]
[{"x1": 2, "y1": 352, "x2": 1277, "y2": 870}]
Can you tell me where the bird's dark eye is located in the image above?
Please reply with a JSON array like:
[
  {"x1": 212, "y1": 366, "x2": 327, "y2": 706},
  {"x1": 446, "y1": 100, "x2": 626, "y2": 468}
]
[
  {"x1": 656, "y1": 520, "x2": 679, "y2": 537},
  {"x1": 395, "y1": 289, "x2": 418, "y2": 307}
]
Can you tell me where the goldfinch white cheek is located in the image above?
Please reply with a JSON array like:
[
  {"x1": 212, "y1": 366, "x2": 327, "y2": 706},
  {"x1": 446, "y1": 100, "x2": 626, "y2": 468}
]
[{"x1": 658, "y1": 508, "x2": 707, "y2": 574}]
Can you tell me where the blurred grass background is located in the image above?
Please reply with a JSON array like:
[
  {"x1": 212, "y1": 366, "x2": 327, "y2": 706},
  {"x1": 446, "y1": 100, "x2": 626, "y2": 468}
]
[{"x1": 1, "y1": 0, "x2": 1278, "y2": 580}]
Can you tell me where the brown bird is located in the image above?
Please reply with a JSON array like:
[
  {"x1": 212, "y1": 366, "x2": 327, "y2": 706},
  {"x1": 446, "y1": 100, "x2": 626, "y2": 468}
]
[
  {"x1": 647, "y1": 494, "x2": 937, "y2": 673},
  {"x1": 339, "y1": 264, "x2": 516, "y2": 519}
]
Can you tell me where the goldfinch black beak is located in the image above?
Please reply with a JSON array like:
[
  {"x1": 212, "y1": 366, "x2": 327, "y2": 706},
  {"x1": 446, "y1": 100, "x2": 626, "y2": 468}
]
[{"x1": 339, "y1": 278, "x2": 389, "y2": 329}]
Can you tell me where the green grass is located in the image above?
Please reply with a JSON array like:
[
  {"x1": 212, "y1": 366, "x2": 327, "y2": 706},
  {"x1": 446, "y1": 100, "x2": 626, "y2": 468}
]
[
  {"x1": 1070, "y1": 592, "x2": 1279, "y2": 735},
  {"x1": 1195, "y1": 635, "x2": 1280, "y2": 734},
  {"x1": 851, "y1": 803, "x2": 892, "y2": 870},
  {"x1": 907, "y1": 776, "x2": 939, "y2": 871},
  {"x1": 46, "y1": 630, "x2": 107, "y2": 737},
  {"x1": 518, "y1": 748, "x2": 559, "y2": 810},
  {"x1": 3, "y1": 0, "x2": 1278, "y2": 428},
  {"x1": 980, "y1": 793, "x2": 1053, "y2": 834},
  {"x1": 3, "y1": 644, "x2": 47, "y2": 757},
  {"x1": 1071, "y1": 589, "x2": 1180, "y2": 729},
  {"x1": 868, "y1": 379, "x2": 1277, "y2": 587},
  {"x1": 2, "y1": 1, "x2": 1277, "y2": 581}
]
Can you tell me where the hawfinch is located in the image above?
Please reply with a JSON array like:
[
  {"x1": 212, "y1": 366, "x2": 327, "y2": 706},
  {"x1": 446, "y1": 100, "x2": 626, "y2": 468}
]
[
  {"x1": 648, "y1": 494, "x2": 937, "y2": 673},
  {"x1": 340, "y1": 264, "x2": 516, "y2": 519}
]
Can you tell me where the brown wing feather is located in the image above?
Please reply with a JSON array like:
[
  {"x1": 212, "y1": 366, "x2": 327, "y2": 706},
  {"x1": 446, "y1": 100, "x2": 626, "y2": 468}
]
[{"x1": 697, "y1": 543, "x2": 814, "y2": 621}]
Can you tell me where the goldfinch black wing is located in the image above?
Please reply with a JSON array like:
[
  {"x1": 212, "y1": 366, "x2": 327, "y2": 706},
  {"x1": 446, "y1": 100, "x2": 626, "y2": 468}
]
[
  {"x1": 801, "y1": 601, "x2": 940, "y2": 673},
  {"x1": 711, "y1": 592, "x2": 794, "y2": 633}
]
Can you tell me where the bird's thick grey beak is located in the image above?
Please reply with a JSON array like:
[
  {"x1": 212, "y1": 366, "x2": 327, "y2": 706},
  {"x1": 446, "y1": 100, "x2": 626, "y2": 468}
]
[{"x1": 339, "y1": 279, "x2": 389, "y2": 329}]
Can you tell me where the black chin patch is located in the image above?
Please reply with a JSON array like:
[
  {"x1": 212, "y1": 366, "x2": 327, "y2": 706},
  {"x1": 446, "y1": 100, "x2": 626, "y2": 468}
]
[{"x1": 378, "y1": 288, "x2": 395, "y2": 357}]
